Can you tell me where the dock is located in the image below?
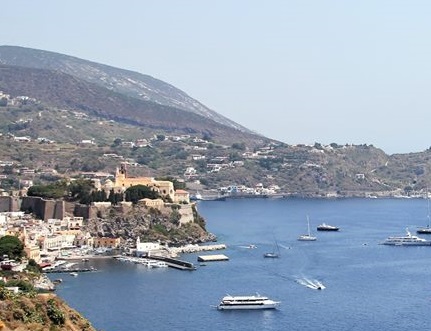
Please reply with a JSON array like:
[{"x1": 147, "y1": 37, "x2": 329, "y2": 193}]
[
  {"x1": 197, "y1": 254, "x2": 229, "y2": 262},
  {"x1": 149, "y1": 256, "x2": 196, "y2": 270},
  {"x1": 43, "y1": 267, "x2": 97, "y2": 274}
]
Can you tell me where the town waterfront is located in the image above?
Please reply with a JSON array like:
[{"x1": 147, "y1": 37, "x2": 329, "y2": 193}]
[{"x1": 51, "y1": 198, "x2": 431, "y2": 331}]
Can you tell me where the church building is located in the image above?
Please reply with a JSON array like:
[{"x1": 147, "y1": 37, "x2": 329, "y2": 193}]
[{"x1": 113, "y1": 163, "x2": 175, "y2": 201}]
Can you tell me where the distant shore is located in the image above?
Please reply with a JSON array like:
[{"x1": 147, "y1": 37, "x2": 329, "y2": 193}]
[{"x1": 199, "y1": 193, "x2": 426, "y2": 200}]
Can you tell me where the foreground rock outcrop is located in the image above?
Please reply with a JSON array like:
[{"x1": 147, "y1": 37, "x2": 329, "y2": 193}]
[{"x1": 0, "y1": 289, "x2": 95, "y2": 331}]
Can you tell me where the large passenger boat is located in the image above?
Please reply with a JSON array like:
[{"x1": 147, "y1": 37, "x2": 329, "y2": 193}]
[
  {"x1": 217, "y1": 294, "x2": 280, "y2": 310},
  {"x1": 382, "y1": 228, "x2": 431, "y2": 246}
]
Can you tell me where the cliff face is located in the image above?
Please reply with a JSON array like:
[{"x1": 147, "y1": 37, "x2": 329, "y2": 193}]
[
  {"x1": 0, "y1": 290, "x2": 95, "y2": 331},
  {"x1": 84, "y1": 203, "x2": 215, "y2": 245}
]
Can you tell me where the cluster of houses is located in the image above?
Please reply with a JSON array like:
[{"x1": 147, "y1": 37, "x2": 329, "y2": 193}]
[
  {"x1": 0, "y1": 163, "x2": 198, "y2": 267},
  {"x1": 0, "y1": 211, "x2": 107, "y2": 265},
  {"x1": 0, "y1": 91, "x2": 38, "y2": 107}
]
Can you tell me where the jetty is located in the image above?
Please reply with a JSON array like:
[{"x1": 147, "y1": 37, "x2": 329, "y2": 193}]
[
  {"x1": 197, "y1": 254, "x2": 229, "y2": 262},
  {"x1": 149, "y1": 256, "x2": 196, "y2": 270},
  {"x1": 43, "y1": 267, "x2": 97, "y2": 274},
  {"x1": 168, "y1": 243, "x2": 226, "y2": 256}
]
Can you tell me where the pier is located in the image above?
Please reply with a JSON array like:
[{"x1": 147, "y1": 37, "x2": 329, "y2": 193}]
[
  {"x1": 149, "y1": 256, "x2": 196, "y2": 270},
  {"x1": 43, "y1": 267, "x2": 97, "y2": 274}
]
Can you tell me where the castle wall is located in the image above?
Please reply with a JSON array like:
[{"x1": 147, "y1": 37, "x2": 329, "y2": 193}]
[
  {"x1": 0, "y1": 196, "x2": 20, "y2": 212},
  {"x1": 21, "y1": 197, "x2": 65, "y2": 220},
  {"x1": 178, "y1": 204, "x2": 194, "y2": 225}
]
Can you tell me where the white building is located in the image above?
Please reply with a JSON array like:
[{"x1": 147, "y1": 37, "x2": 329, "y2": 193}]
[{"x1": 135, "y1": 237, "x2": 161, "y2": 256}]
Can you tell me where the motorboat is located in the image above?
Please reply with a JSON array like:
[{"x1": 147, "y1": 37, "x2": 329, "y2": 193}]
[
  {"x1": 143, "y1": 260, "x2": 168, "y2": 268},
  {"x1": 416, "y1": 226, "x2": 431, "y2": 234},
  {"x1": 217, "y1": 294, "x2": 280, "y2": 310},
  {"x1": 316, "y1": 223, "x2": 340, "y2": 231},
  {"x1": 382, "y1": 228, "x2": 431, "y2": 246},
  {"x1": 263, "y1": 252, "x2": 279, "y2": 258}
]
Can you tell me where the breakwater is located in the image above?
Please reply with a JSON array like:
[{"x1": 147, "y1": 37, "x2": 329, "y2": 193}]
[{"x1": 168, "y1": 243, "x2": 226, "y2": 256}]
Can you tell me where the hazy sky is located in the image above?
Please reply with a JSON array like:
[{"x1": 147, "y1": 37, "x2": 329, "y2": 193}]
[{"x1": 2, "y1": 1, "x2": 431, "y2": 154}]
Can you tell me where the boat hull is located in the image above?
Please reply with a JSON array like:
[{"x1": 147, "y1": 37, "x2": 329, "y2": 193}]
[
  {"x1": 217, "y1": 295, "x2": 280, "y2": 310},
  {"x1": 317, "y1": 224, "x2": 339, "y2": 231},
  {"x1": 382, "y1": 242, "x2": 431, "y2": 246},
  {"x1": 417, "y1": 228, "x2": 431, "y2": 234},
  {"x1": 298, "y1": 235, "x2": 317, "y2": 241},
  {"x1": 218, "y1": 303, "x2": 279, "y2": 310},
  {"x1": 263, "y1": 253, "x2": 279, "y2": 258}
]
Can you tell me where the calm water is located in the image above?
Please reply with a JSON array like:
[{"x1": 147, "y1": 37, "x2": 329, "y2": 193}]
[{"x1": 51, "y1": 198, "x2": 431, "y2": 331}]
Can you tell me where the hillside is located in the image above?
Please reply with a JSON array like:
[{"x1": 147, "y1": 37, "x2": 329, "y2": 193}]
[
  {"x1": 0, "y1": 101, "x2": 430, "y2": 198},
  {"x1": 0, "y1": 45, "x2": 251, "y2": 133},
  {"x1": 0, "y1": 46, "x2": 430, "y2": 198},
  {"x1": 0, "y1": 64, "x2": 264, "y2": 146}
]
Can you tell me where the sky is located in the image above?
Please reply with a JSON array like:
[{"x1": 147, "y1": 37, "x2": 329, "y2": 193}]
[{"x1": 2, "y1": 1, "x2": 431, "y2": 154}]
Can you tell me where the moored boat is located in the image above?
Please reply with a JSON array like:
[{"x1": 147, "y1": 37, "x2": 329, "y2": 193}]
[
  {"x1": 298, "y1": 216, "x2": 317, "y2": 241},
  {"x1": 416, "y1": 226, "x2": 431, "y2": 234},
  {"x1": 382, "y1": 228, "x2": 431, "y2": 246},
  {"x1": 417, "y1": 191, "x2": 431, "y2": 234},
  {"x1": 217, "y1": 294, "x2": 280, "y2": 310},
  {"x1": 316, "y1": 223, "x2": 340, "y2": 231}
]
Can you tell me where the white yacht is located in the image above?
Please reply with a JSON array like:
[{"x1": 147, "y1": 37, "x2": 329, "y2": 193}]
[
  {"x1": 217, "y1": 294, "x2": 280, "y2": 310},
  {"x1": 298, "y1": 216, "x2": 317, "y2": 241},
  {"x1": 382, "y1": 228, "x2": 431, "y2": 246}
]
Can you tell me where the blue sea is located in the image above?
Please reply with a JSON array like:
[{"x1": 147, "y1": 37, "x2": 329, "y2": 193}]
[{"x1": 51, "y1": 198, "x2": 431, "y2": 331}]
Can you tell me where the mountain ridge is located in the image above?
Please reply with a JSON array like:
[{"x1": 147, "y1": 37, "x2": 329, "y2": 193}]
[{"x1": 0, "y1": 45, "x2": 252, "y2": 134}]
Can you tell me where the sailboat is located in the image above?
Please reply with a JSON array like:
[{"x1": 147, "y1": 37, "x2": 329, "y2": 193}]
[
  {"x1": 298, "y1": 216, "x2": 317, "y2": 241},
  {"x1": 417, "y1": 190, "x2": 431, "y2": 234},
  {"x1": 263, "y1": 239, "x2": 280, "y2": 258}
]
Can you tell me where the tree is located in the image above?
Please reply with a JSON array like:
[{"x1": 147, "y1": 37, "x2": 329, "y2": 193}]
[
  {"x1": 125, "y1": 185, "x2": 159, "y2": 204},
  {"x1": 27, "y1": 181, "x2": 68, "y2": 199},
  {"x1": 68, "y1": 178, "x2": 95, "y2": 201},
  {"x1": 0, "y1": 235, "x2": 24, "y2": 261},
  {"x1": 231, "y1": 142, "x2": 246, "y2": 151}
]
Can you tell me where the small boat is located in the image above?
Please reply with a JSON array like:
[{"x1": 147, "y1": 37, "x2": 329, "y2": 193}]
[
  {"x1": 263, "y1": 239, "x2": 280, "y2": 258},
  {"x1": 416, "y1": 226, "x2": 431, "y2": 234},
  {"x1": 381, "y1": 228, "x2": 431, "y2": 246},
  {"x1": 190, "y1": 191, "x2": 203, "y2": 201},
  {"x1": 217, "y1": 294, "x2": 280, "y2": 310},
  {"x1": 316, "y1": 223, "x2": 340, "y2": 231},
  {"x1": 417, "y1": 191, "x2": 431, "y2": 234},
  {"x1": 298, "y1": 216, "x2": 317, "y2": 241},
  {"x1": 69, "y1": 272, "x2": 78, "y2": 277},
  {"x1": 53, "y1": 278, "x2": 63, "y2": 284}
]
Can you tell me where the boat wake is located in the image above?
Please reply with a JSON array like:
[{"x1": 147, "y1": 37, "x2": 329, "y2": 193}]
[{"x1": 296, "y1": 277, "x2": 326, "y2": 290}]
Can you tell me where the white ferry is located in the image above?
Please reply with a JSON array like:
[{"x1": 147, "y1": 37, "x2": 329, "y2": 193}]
[{"x1": 217, "y1": 294, "x2": 280, "y2": 310}]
